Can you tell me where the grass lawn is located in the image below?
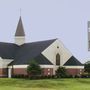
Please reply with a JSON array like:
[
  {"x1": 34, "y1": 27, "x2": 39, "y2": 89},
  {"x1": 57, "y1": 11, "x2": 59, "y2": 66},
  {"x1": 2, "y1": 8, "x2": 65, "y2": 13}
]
[{"x1": 0, "y1": 78, "x2": 90, "y2": 90}]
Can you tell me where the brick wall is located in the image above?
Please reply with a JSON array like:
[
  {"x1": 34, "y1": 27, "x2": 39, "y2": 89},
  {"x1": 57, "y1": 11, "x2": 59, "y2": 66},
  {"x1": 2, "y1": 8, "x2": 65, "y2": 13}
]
[
  {"x1": 42, "y1": 68, "x2": 53, "y2": 76},
  {"x1": 0, "y1": 68, "x2": 8, "y2": 77},
  {"x1": 66, "y1": 68, "x2": 84, "y2": 76},
  {"x1": 13, "y1": 68, "x2": 27, "y2": 75},
  {"x1": 13, "y1": 68, "x2": 53, "y2": 76}
]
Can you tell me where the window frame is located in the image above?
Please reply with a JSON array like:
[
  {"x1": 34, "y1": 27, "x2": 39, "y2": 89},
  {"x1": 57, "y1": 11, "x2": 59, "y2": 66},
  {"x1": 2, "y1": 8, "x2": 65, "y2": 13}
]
[{"x1": 56, "y1": 53, "x2": 60, "y2": 65}]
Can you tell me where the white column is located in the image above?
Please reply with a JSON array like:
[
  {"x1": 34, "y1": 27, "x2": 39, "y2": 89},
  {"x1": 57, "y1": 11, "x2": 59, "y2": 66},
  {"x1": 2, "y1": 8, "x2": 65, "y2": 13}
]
[{"x1": 8, "y1": 68, "x2": 12, "y2": 78}]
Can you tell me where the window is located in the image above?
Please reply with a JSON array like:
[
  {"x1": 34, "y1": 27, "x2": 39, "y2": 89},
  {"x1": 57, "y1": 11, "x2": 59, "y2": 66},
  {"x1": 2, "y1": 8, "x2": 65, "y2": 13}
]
[
  {"x1": 48, "y1": 69, "x2": 50, "y2": 71},
  {"x1": 48, "y1": 72, "x2": 50, "y2": 75},
  {"x1": 56, "y1": 53, "x2": 60, "y2": 65},
  {"x1": 57, "y1": 46, "x2": 59, "y2": 48}
]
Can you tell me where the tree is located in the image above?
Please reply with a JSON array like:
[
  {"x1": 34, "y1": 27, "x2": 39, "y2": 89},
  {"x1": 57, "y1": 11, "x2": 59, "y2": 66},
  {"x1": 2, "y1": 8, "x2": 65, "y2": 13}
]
[
  {"x1": 27, "y1": 61, "x2": 42, "y2": 78},
  {"x1": 84, "y1": 63, "x2": 90, "y2": 73},
  {"x1": 55, "y1": 66, "x2": 67, "y2": 78}
]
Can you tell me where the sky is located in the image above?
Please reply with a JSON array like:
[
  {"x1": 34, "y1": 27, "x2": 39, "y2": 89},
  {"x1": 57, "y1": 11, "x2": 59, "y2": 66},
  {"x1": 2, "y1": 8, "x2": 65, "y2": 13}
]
[{"x1": 0, "y1": 0, "x2": 90, "y2": 63}]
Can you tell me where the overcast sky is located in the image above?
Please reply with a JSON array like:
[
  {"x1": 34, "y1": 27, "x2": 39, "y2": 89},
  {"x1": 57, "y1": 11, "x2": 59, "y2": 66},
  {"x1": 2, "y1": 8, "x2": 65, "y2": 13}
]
[{"x1": 0, "y1": 0, "x2": 90, "y2": 63}]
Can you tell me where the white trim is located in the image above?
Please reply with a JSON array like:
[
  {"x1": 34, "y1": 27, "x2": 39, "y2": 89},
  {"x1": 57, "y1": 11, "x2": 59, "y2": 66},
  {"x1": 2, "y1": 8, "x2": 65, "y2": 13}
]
[
  {"x1": 8, "y1": 66, "x2": 13, "y2": 68},
  {"x1": 15, "y1": 36, "x2": 25, "y2": 38},
  {"x1": 15, "y1": 36, "x2": 25, "y2": 45},
  {"x1": 8, "y1": 65, "x2": 84, "y2": 69},
  {"x1": 8, "y1": 65, "x2": 54, "y2": 68},
  {"x1": 9, "y1": 65, "x2": 84, "y2": 69},
  {"x1": 13, "y1": 65, "x2": 28, "y2": 68},
  {"x1": 40, "y1": 65, "x2": 53, "y2": 68},
  {"x1": 64, "y1": 66, "x2": 84, "y2": 69},
  {"x1": 8, "y1": 68, "x2": 12, "y2": 78},
  {"x1": 0, "y1": 57, "x2": 3, "y2": 60}
]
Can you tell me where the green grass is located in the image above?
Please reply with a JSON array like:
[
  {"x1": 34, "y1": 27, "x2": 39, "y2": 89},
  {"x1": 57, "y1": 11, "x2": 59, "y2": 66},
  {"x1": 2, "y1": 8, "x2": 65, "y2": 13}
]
[{"x1": 0, "y1": 78, "x2": 90, "y2": 90}]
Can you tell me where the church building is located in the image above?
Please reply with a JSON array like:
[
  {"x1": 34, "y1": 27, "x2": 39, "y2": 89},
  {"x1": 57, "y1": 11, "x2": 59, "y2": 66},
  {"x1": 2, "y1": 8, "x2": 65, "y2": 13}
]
[{"x1": 0, "y1": 17, "x2": 84, "y2": 78}]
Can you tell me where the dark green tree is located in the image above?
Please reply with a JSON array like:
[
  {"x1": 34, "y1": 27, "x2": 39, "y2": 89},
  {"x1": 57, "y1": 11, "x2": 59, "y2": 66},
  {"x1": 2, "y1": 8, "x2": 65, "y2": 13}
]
[
  {"x1": 84, "y1": 63, "x2": 90, "y2": 73},
  {"x1": 55, "y1": 66, "x2": 67, "y2": 78},
  {"x1": 27, "y1": 61, "x2": 42, "y2": 78}
]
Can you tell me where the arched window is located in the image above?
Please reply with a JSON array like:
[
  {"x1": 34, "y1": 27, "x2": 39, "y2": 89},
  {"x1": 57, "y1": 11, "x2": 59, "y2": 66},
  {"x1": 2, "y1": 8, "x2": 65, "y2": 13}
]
[{"x1": 56, "y1": 53, "x2": 60, "y2": 65}]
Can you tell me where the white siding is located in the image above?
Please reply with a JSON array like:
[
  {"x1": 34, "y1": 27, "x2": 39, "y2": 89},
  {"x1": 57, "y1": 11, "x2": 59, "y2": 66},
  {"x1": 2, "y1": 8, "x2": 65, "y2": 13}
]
[
  {"x1": 0, "y1": 57, "x2": 13, "y2": 68},
  {"x1": 42, "y1": 39, "x2": 72, "y2": 66},
  {"x1": 0, "y1": 57, "x2": 3, "y2": 68},
  {"x1": 41, "y1": 39, "x2": 72, "y2": 74},
  {"x1": 3, "y1": 59, "x2": 13, "y2": 68},
  {"x1": 15, "y1": 37, "x2": 25, "y2": 45}
]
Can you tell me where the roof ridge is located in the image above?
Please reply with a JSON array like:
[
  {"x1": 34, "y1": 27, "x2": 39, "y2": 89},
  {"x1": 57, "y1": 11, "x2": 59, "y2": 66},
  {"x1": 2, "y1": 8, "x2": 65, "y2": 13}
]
[
  {"x1": 0, "y1": 42, "x2": 18, "y2": 45},
  {"x1": 24, "y1": 38, "x2": 57, "y2": 44}
]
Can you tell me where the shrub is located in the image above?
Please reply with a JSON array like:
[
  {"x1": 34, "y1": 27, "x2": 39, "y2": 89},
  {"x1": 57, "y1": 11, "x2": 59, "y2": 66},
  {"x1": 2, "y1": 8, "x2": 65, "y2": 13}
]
[
  {"x1": 67, "y1": 75, "x2": 73, "y2": 78},
  {"x1": 74, "y1": 75, "x2": 80, "y2": 78},
  {"x1": 55, "y1": 66, "x2": 68, "y2": 78},
  {"x1": 81, "y1": 72, "x2": 90, "y2": 78},
  {"x1": 27, "y1": 61, "x2": 42, "y2": 79},
  {"x1": 84, "y1": 63, "x2": 90, "y2": 73}
]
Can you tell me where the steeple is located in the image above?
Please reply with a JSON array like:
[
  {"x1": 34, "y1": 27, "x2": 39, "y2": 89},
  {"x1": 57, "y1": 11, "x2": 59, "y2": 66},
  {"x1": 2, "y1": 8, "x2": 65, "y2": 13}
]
[
  {"x1": 15, "y1": 16, "x2": 25, "y2": 36},
  {"x1": 15, "y1": 16, "x2": 25, "y2": 45}
]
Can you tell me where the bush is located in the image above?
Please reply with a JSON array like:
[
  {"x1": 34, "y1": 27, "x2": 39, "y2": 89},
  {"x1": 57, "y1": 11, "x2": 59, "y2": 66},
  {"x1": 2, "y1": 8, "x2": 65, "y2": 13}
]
[
  {"x1": 66, "y1": 75, "x2": 73, "y2": 78},
  {"x1": 84, "y1": 63, "x2": 90, "y2": 73},
  {"x1": 27, "y1": 61, "x2": 42, "y2": 79},
  {"x1": 81, "y1": 73, "x2": 90, "y2": 78},
  {"x1": 74, "y1": 75, "x2": 80, "y2": 78},
  {"x1": 12, "y1": 74, "x2": 29, "y2": 78},
  {"x1": 55, "y1": 66, "x2": 68, "y2": 78}
]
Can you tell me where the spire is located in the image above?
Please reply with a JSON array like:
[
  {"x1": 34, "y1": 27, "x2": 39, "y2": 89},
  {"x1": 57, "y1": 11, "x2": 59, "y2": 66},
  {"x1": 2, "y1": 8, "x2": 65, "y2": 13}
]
[{"x1": 15, "y1": 16, "x2": 25, "y2": 36}]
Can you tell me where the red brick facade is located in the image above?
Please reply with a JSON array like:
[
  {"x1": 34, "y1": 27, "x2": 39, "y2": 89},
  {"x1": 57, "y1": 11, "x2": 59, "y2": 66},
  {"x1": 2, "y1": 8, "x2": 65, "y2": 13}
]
[
  {"x1": 42, "y1": 68, "x2": 53, "y2": 76},
  {"x1": 13, "y1": 68, "x2": 27, "y2": 75},
  {"x1": 0, "y1": 68, "x2": 8, "y2": 77},
  {"x1": 0, "y1": 68, "x2": 84, "y2": 77},
  {"x1": 12, "y1": 68, "x2": 84, "y2": 76},
  {"x1": 66, "y1": 68, "x2": 83, "y2": 76},
  {"x1": 12, "y1": 68, "x2": 53, "y2": 76}
]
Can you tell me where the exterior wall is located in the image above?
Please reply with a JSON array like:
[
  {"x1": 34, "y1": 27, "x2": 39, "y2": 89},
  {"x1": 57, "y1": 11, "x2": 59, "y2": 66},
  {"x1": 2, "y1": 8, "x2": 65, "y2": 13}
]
[
  {"x1": 0, "y1": 68, "x2": 8, "y2": 77},
  {"x1": 65, "y1": 66, "x2": 84, "y2": 76},
  {"x1": 8, "y1": 65, "x2": 54, "y2": 76},
  {"x1": 10, "y1": 65, "x2": 54, "y2": 68},
  {"x1": 42, "y1": 68, "x2": 53, "y2": 76},
  {"x1": 13, "y1": 68, "x2": 27, "y2": 75},
  {"x1": 2, "y1": 59, "x2": 13, "y2": 68},
  {"x1": 15, "y1": 36, "x2": 25, "y2": 45},
  {"x1": 66, "y1": 69, "x2": 84, "y2": 76},
  {"x1": 0, "y1": 57, "x2": 13, "y2": 68},
  {"x1": 12, "y1": 68, "x2": 53, "y2": 76},
  {"x1": 42, "y1": 39, "x2": 72, "y2": 66},
  {"x1": 0, "y1": 57, "x2": 3, "y2": 68},
  {"x1": 0, "y1": 57, "x2": 13, "y2": 77},
  {"x1": 11, "y1": 68, "x2": 84, "y2": 77},
  {"x1": 8, "y1": 65, "x2": 84, "y2": 77},
  {"x1": 42, "y1": 39, "x2": 72, "y2": 74},
  {"x1": 64, "y1": 66, "x2": 84, "y2": 69}
]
